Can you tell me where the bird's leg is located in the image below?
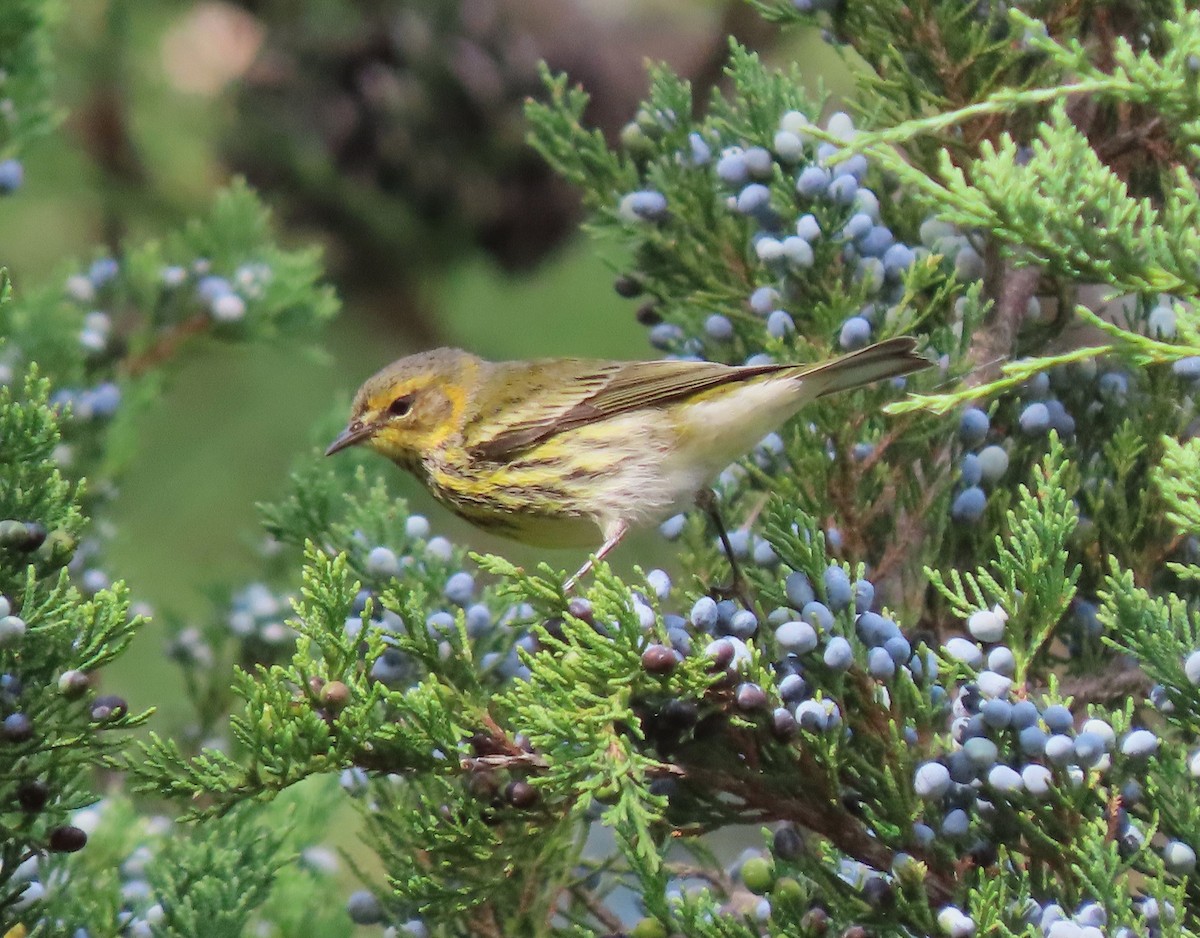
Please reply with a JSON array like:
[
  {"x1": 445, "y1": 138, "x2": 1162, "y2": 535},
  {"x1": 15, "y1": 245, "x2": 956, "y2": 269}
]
[
  {"x1": 564, "y1": 520, "x2": 629, "y2": 593},
  {"x1": 696, "y1": 489, "x2": 756, "y2": 610}
]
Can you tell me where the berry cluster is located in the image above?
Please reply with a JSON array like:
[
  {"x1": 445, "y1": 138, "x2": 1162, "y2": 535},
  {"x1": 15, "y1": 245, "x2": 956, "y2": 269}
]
[{"x1": 618, "y1": 104, "x2": 979, "y2": 367}]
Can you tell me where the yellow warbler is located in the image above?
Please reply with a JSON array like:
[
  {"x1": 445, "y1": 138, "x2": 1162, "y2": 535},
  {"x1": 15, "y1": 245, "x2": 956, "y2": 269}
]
[{"x1": 327, "y1": 337, "x2": 929, "y2": 586}]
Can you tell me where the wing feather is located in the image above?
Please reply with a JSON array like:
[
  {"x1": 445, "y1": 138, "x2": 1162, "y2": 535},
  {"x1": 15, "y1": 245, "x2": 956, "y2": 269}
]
[
  {"x1": 465, "y1": 357, "x2": 787, "y2": 461},
  {"x1": 465, "y1": 337, "x2": 927, "y2": 461}
]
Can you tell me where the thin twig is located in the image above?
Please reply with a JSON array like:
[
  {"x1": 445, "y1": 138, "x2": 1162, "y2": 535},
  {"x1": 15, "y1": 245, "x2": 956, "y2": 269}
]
[{"x1": 121, "y1": 314, "x2": 211, "y2": 378}]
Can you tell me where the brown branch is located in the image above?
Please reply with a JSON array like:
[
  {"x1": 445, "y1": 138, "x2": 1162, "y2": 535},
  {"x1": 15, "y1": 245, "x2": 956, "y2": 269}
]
[
  {"x1": 1031, "y1": 658, "x2": 1150, "y2": 707},
  {"x1": 568, "y1": 884, "x2": 625, "y2": 933},
  {"x1": 970, "y1": 254, "x2": 1042, "y2": 387},
  {"x1": 1093, "y1": 117, "x2": 1165, "y2": 162},
  {"x1": 461, "y1": 752, "x2": 549, "y2": 772},
  {"x1": 120, "y1": 314, "x2": 211, "y2": 379}
]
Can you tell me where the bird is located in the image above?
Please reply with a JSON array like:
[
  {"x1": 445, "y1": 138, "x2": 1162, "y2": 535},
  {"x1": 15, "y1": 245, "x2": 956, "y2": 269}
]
[{"x1": 326, "y1": 336, "x2": 930, "y2": 590}]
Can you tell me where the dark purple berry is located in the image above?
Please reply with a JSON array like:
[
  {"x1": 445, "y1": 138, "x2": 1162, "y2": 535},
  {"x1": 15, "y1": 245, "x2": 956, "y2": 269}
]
[
  {"x1": 863, "y1": 876, "x2": 893, "y2": 909},
  {"x1": 566, "y1": 597, "x2": 594, "y2": 624},
  {"x1": 48, "y1": 825, "x2": 87, "y2": 852},
  {"x1": 22, "y1": 522, "x2": 47, "y2": 551},
  {"x1": 706, "y1": 639, "x2": 735, "y2": 671},
  {"x1": 773, "y1": 824, "x2": 804, "y2": 860},
  {"x1": 636, "y1": 302, "x2": 663, "y2": 326},
  {"x1": 16, "y1": 780, "x2": 49, "y2": 812},
  {"x1": 506, "y1": 780, "x2": 539, "y2": 809},
  {"x1": 90, "y1": 694, "x2": 128, "y2": 722},
  {"x1": 641, "y1": 644, "x2": 676, "y2": 675},
  {"x1": 736, "y1": 682, "x2": 768, "y2": 710},
  {"x1": 614, "y1": 275, "x2": 643, "y2": 298}
]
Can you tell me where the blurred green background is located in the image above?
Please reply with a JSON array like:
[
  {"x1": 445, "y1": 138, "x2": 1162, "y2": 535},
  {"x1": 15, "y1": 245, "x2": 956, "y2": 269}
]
[{"x1": 0, "y1": 0, "x2": 844, "y2": 715}]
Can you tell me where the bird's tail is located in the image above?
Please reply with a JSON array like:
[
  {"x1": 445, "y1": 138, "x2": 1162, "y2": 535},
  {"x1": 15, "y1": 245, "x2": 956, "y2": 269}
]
[{"x1": 794, "y1": 336, "x2": 932, "y2": 398}]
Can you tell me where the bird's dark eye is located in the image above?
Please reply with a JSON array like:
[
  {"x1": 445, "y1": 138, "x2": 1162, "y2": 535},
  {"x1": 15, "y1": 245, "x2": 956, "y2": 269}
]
[{"x1": 388, "y1": 394, "x2": 414, "y2": 418}]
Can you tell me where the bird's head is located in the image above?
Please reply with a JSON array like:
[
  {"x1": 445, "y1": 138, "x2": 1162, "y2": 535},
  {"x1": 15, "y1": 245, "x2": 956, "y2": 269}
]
[{"x1": 326, "y1": 348, "x2": 479, "y2": 466}]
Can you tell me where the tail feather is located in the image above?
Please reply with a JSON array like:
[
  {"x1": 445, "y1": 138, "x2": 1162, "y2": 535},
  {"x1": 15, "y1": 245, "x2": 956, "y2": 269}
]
[{"x1": 794, "y1": 336, "x2": 932, "y2": 398}]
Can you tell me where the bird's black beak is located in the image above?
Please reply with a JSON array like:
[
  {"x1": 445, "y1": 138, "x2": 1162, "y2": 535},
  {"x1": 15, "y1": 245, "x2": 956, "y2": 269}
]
[{"x1": 325, "y1": 420, "x2": 374, "y2": 456}]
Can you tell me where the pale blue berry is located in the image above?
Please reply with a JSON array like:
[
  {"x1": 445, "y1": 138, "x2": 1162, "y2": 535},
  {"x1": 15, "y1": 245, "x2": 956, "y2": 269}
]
[
  {"x1": 1042, "y1": 704, "x2": 1073, "y2": 734},
  {"x1": 858, "y1": 225, "x2": 894, "y2": 257},
  {"x1": 795, "y1": 166, "x2": 830, "y2": 198},
  {"x1": 823, "y1": 636, "x2": 853, "y2": 670},
  {"x1": 705, "y1": 314, "x2": 735, "y2": 341},
  {"x1": 963, "y1": 737, "x2": 998, "y2": 768},
  {"x1": 749, "y1": 286, "x2": 780, "y2": 315},
  {"x1": 1019, "y1": 402, "x2": 1050, "y2": 435},
  {"x1": 426, "y1": 536, "x2": 454, "y2": 561},
  {"x1": 619, "y1": 190, "x2": 668, "y2": 222},
  {"x1": 981, "y1": 698, "x2": 1011, "y2": 729},
  {"x1": 744, "y1": 146, "x2": 773, "y2": 178},
  {"x1": 347, "y1": 890, "x2": 383, "y2": 925},
  {"x1": 1185, "y1": 649, "x2": 1200, "y2": 685},
  {"x1": 1163, "y1": 840, "x2": 1196, "y2": 874},
  {"x1": 828, "y1": 174, "x2": 857, "y2": 204},
  {"x1": 823, "y1": 565, "x2": 851, "y2": 610},
  {"x1": 691, "y1": 596, "x2": 719, "y2": 631},
  {"x1": 366, "y1": 546, "x2": 401, "y2": 578},
  {"x1": 802, "y1": 601, "x2": 834, "y2": 632},
  {"x1": 944, "y1": 637, "x2": 983, "y2": 668},
  {"x1": 773, "y1": 130, "x2": 804, "y2": 162},
  {"x1": 715, "y1": 150, "x2": 744, "y2": 185},
  {"x1": 868, "y1": 646, "x2": 895, "y2": 679},
  {"x1": 1009, "y1": 699, "x2": 1038, "y2": 728},
  {"x1": 0, "y1": 159, "x2": 24, "y2": 194},
  {"x1": 1045, "y1": 737, "x2": 1076, "y2": 765},
  {"x1": 1022, "y1": 764, "x2": 1052, "y2": 797},
  {"x1": 775, "y1": 620, "x2": 818, "y2": 654},
  {"x1": 977, "y1": 445, "x2": 1009, "y2": 482},
  {"x1": 781, "y1": 236, "x2": 814, "y2": 268},
  {"x1": 1148, "y1": 304, "x2": 1176, "y2": 338},
  {"x1": 884, "y1": 635, "x2": 910, "y2": 664},
  {"x1": 883, "y1": 243, "x2": 915, "y2": 278},
  {"x1": 958, "y1": 454, "x2": 982, "y2": 489},
  {"x1": 987, "y1": 764, "x2": 1023, "y2": 793},
  {"x1": 941, "y1": 809, "x2": 969, "y2": 839},
  {"x1": 736, "y1": 183, "x2": 772, "y2": 215},
  {"x1": 951, "y1": 486, "x2": 986, "y2": 523},
  {"x1": 785, "y1": 571, "x2": 814, "y2": 608},
  {"x1": 1172, "y1": 356, "x2": 1200, "y2": 380},
  {"x1": 1018, "y1": 725, "x2": 1047, "y2": 756},
  {"x1": 1121, "y1": 729, "x2": 1158, "y2": 758},
  {"x1": 967, "y1": 609, "x2": 1005, "y2": 643},
  {"x1": 659, "y1": 514, "x2": 686, "y2": 539},
  {"x1": 443, "y1": 572, "x2": 474, "y2": 605},
  {"x1": 767, "y1": 309, "x2": 795, "y2": 338},
  {"x1": 914, "y1": 761, "x2": 951, "y2": 799},
  {"x1": 959, "y1": 407, "x2": 989, "y2": 446},
  {"x1": 843, "y1": 213, "x2": 872, "y2": 240},
  {"x1": 853, "y1": 579, "x2": 874, "y2": 613},
  {"x1": 794, "y1": 214, "x2": 821, "y2": 241},
  {"x1": 839, "y1": 316, "x2": 871, "y2": 350},
  {"x1": 1073, "y1": 731, "x2": 1105, "y2": 766}
]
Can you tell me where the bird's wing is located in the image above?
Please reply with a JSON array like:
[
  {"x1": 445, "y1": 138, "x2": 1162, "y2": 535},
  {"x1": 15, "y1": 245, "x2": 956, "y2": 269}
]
[
  {"x1": 464, "y1": 337, "x2": 927, "y2": 461},
  {"x1": 464, "y1": 357, "x2": 787, "y2": 461}
]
